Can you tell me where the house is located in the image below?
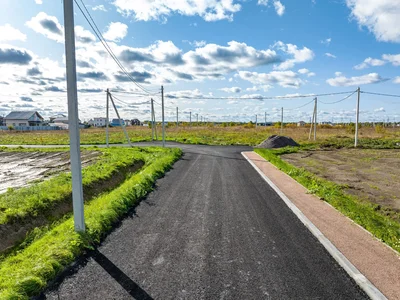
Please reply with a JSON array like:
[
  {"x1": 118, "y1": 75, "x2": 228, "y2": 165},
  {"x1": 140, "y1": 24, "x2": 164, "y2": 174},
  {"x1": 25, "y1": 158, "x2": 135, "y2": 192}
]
[
  {"x1": 49, "y1": 114, "x2": 67, "y2": 123},
  {"x1": 124, "y1": 119, "x2": 131, "y2": 126},
  {"x1": 0, "y1": 116, "x2": 4, "y2": 126},
  {"x1": 89, "y1": 117, "x2": 108, "y2": 127},
  {"x1": 111, "y1": 119, "x2": 125, "y2": 126},
  {"x1": 5, "y1": 111, "x2": 44, "y2": 127},
  {"x1": 131, "y1": 118, "x2": 141, "y2": 126},
  {"x1": 297, "y1": 121, "x2": 306, "y2": 127}
]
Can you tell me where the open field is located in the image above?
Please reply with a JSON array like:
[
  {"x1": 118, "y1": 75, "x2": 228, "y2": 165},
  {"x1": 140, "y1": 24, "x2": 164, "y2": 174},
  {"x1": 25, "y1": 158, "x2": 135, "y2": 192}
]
[
  {"x1": 0, "y1": 146, "x2": 182, "y2": 299},
  {"x1": 282, "y1": 149, "x2": 400, "y2": 216},
  {"x1": 1, "y1": 125, "x2": 400, "y2": 146},
  {"x1": 255, "y1": 148, "x2": 400, "y2": 254}
]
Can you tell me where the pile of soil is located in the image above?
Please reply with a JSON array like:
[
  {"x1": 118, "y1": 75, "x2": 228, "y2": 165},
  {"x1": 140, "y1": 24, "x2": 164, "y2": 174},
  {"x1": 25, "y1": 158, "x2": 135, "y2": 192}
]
[{"x1": 257, "y1": 135, "x2": 299, "y2": 149}]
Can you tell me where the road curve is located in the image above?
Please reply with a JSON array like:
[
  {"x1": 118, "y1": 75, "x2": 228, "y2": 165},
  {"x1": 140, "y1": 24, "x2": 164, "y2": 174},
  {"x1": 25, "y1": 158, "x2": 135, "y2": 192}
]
[{"x1": 40, "y1": 143, "x2": 367, "y2": 299}]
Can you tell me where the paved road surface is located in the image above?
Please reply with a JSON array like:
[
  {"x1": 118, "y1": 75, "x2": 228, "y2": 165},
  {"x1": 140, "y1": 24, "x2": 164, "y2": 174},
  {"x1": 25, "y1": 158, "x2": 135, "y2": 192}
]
[{"x1": 40, "y1": 143, "x2": 367, "y2": 299}]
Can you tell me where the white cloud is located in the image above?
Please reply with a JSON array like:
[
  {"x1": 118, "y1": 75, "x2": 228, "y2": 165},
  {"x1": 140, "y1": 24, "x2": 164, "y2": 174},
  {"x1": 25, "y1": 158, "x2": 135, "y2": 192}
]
[
  {"x1": 321, "y1": 38, "x2": 331, "y2": 45},
  {"x1": 0, "y1": 24, "x2": 27, "y2": 42},
  {"x1": 382, "y1": 54, "x2": 400, "y2": 66},
  {"x1": 374, "y1": 107, "x2": 385, "y2": 112},
  {"x1": 298, "y1": 68, "x2": 309, "y2": 74},
  {"x1": 113, "y1": 0, "x2": 242, "y2": 22},
  {"x1": 326, "y1": 72, "x2": 387, "y2": 87},
  {"x1": 92, "y1": 5, "x2": 107, "y2": 11},
  {"x1": 307, "y1": 72, "x2": 316, "y2": 77},
  {"x1": 394, "y1": 76, "x2": 400, "y2": 84},
  {"x1": 238, "y1": 70, "x2": 304, "y2": 88},
  {"x1": 354, "y1": 57, "x2": 386, "y2": 70},
  {"x1": 103, "y1": 22, "x2": 128, "y2": 42},
  {"x1": 273, "y1": 1, "x2": 285, "y2": 16},
  {"x1": 246, "y1": 86, "x2": 259, "y2": 92},
  {"x1": 325, "y1": 53, "x2": 336, "y2": 58},
  {"x1": 220, "y1": 87, "x2": 241, "y2": 93},
  {"x1": 258, "y1": 0, "x2": 268, "y2": 5},
  {"x1": 35, "y1": 0, "x2": 42, "y2": 4},
  {"x1": 346, "y1": 0, "x2": 400, "y2": 43},
  {"x1": 26, "y1": 12, "x2": 64, "y2": 43},
  {"x1": 274, "y1": 41, "x2": 314, "y2": 70},
  {"x1": 335, "y1": 71, "x2": 342, "y2": 76}
]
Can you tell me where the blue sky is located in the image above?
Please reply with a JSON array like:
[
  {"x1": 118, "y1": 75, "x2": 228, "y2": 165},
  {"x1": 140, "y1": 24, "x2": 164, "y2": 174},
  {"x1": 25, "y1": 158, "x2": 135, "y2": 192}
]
[{"x1": 0, "y1": 0, "x2": 399, "y2": 123}]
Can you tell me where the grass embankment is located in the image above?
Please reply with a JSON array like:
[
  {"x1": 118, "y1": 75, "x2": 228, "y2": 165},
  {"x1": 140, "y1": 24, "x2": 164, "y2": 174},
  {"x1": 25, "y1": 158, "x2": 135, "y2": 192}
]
[
  {"x1": 0, "y1": 147, "x2": 181, "y2": 299},
  {"x1": 1, "y1": 125, "x2": 399, "y2": 146},
  {"x1": 0, "y1": 147, "x2": 144, "y2": 225},
  {"x1": 254, "y1": 147, "x2": 400, "y2": 253}
]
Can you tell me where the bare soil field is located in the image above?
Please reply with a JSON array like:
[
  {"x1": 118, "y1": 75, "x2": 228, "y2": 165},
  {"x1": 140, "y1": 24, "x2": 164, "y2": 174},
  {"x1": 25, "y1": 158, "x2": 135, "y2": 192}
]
[
  {"x1": 0, "y1": 151, "x2": 100, "y2": 194},
  {"x1": 282, "y1": 149, "x2": 400, "y2": 218}
]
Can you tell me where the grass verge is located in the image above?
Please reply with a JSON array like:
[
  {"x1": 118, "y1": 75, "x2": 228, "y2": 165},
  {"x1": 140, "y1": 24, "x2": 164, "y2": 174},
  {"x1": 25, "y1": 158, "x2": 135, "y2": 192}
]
[
  {"x1": 0, "y1": 147, "x2": 144, "y2": 225},
  {"x1": 0, "y1": 147, "x2": 181, "y2": 299},
  {"x1": 254, "y1": 148, "x2": 400, "y2": 253}
]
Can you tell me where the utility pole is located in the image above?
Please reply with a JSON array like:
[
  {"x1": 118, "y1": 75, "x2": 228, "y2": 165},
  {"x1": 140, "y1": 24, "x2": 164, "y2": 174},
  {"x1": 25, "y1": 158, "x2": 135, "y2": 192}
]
[
  {"x1": 161, "y1": 85, "x2": 165, "y2": 147},
  {"x1": 309, "y1": 101, "x2": 316, "y2": 140},
  {"x1": 106, "y1": 89, "x2": 109, "y2": 148},
  {"x1": 151, "y1": 98, "x2": 155, "y2": 141},
  {"x1": 280, "y1": 107, "x2": 283, "y2": 135},
  {"x1": 355, "y1": 87, "x2": 360, "y2": 147},
  {"x1": 109, "y1": 92, "x2": 132, "y2": 147},
  {"x1": 176, "y1": 107, "x2": 179, "y2": 128},
  {"x1": 196, "y1": 113, "x2": 199, "y2": 126},
  {"x1": 314, "y1": 97, "x2": 317, "y2": 141},
  {"x1": 255, "y1": 114, "x2": 258, "y2": 128},
  {"x1": 189, "y1": 111, "x2": 192, "y2": 127},
  {"x1": 264, "y1": 111, "x2": 267, "y2": 127},
  {"x1": 63, "y1": 0, "x2": 85, "y2": 232}
]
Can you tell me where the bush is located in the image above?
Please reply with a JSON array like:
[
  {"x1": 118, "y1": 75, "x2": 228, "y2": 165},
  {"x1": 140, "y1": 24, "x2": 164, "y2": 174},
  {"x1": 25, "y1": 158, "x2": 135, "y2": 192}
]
[
  {"x1": 375, "y1": 125, "x2": 386, "y2": 135},
  {"x1": 7, "y1": 125, "x2": 14, "y2": 131}
]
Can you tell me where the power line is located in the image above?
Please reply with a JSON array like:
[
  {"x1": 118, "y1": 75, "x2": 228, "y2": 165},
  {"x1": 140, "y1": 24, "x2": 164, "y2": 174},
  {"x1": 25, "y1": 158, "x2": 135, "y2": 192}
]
[
  {"x1": 165, "y1": 91, "x2": 355, "y2": 101},
  {"x1": 284, "y1": 98, "x2": 315, "y2": 111},
  {"x1": 319, "y1": 90, "x2": 357, "y2": 104},
  {"x1": 110, "y1": 90, "x2": 161, "y2": 96},
  {"x1": 361, "y1": 91, "x2": 400, "y2": 98},
  {"x1": 74, "y1": 0, "x2": 154, "y2": 95}
]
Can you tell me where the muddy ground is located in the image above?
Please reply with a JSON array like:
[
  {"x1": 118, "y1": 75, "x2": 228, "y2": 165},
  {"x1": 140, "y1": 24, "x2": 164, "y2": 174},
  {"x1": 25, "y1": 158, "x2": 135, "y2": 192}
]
[
  {"x1": 282, "y1": 149, "x2": 400, "y2": 214},
  {"x1": 0, "y1": 151, "x2": 100, "y2": 194}
]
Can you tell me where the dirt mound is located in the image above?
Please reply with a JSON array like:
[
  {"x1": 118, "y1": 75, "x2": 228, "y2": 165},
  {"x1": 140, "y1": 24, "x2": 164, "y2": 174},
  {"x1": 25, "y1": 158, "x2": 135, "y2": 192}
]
[{"x1": 257, "y1": 135, "x2": 299, "y2": 149}]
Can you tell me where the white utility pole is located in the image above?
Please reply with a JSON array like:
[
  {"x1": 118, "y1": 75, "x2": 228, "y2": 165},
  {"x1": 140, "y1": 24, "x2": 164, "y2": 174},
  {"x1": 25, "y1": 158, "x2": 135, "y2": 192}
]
[
  {"x1": 106, "y1": 89, "x2": 109, "y2": 148},
  {"x1": 151, "y1": 98, "x2": 155, "y2": 141},
  {"x1": 109, "y1": 93, "x2": 132, "y2": 147},
  {"x1": 63, "y1": 0, "x2": 85, "y2": 232},
  {"x1": 309, "y1": 101, "x2": 316, "y2": 140},
  {"x1": 161, "y1": 86, "x2": 165, "y2": 147},
  {"x1": 176, "y1": 107, "x2": 179, "y2": 128},
  {"x1": 280, "y1": 107, "x2": 283, "y2": 135},
  {"x1": 355, "y1": 87, "x2": 361, "y2": 147},
  {"x1": 196, "y1": 113, "x2": 199, "y2": 126},
  {"x1": 189, "y1": 111, "x2": 192, "y2": 127},
  {"x1": 314, "y1": 97, "x2": 317, "y2": 141},
  {"x1": 255, "y1": 115, "x2": 258, "y2": 128},
  {"x1": 264, "y1": 111, "x2": 267, "y2": 127}
]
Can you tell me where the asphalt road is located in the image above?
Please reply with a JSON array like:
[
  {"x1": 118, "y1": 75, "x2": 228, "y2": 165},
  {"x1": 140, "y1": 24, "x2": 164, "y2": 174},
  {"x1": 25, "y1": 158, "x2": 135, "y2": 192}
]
[{"x1": 40, "y1": 143, "x2": 367, "y2": 299}]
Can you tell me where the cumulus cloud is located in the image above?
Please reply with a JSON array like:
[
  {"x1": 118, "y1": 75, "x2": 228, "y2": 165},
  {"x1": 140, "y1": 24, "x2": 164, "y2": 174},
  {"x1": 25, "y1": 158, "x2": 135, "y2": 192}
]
[
  {"x1": 298, "y1": 68, "x2": 309, "y2": 74},
  {"x1": 382, "y1": 54, "x2": 400, "y2": 66},
  {"x1": 78, "y1": 71, "x2": 108, "y2": 81},
  {"x1": 35, "y1": 0, "x2": 43, "y2": 4},
  {"x1": 113, "y1": 0, "x2": 241, "y2": 22},
  {"x1": 346, "y1": 0, "x2": 400, "y2": 43},
  {"x1": 273, "y1": 41, "x2": 314, "y2": 70},
  {"x1": 273, "y1": 1, "x2": 285, "y2": 16},
  {"x1": 26, "y1": 12, "x2": 64, "y2": 42},
  {"x1": 374, "y1": 107, "x2": 385, "y2": 112},
  {"x1": 103, "y1": 22, "x2": 128, "y2": 42},
  {"x1": 0, "y1": 24, "x2": 27, "y2": 42},
  {"x1": 0, "y1": 46, "x2": 32, "y2": 65},
  {"x1": 114, "y1": 70, "x2": 153, "y2": 83},
  {"x1": 20, "y1": 96, "x2": 33, "y2": 102},
  {"x1": 92, "y1": 5, "x2": 107, "y2": 11},
  {"x1": 75, "y1": 26, "x2": 96, "y2": 44},
  {"x1": 326, "y1": 72, "x2": 388, "y2": 87},
  {"x1": 321, "y1": 38, "x2": 332, "y2": 45},
  {"x1": 220, "y1": 87, "x2": 242, "y2": 93},
  {"x1": 325, "y1": 53, "x2": 336, "y2": 58},
  {"x1": 354, "y1": 57, "x2": 386, "y2": 70},
  {"x1": 237, "y1": 70, "x2": 304, "y2": 88},
  {"x1": 394, "y1": 76, "x2": 400, "y2": 84},
  {"x1": 27, "y1": 66, "x2": 42, "y2": 76}
]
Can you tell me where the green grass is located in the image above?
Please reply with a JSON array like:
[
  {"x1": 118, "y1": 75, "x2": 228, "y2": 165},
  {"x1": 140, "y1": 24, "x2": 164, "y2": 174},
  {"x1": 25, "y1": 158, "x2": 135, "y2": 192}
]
[
  {"x1": 0, "y1": 147, "x2": 146, "y2": 225},
  {"x1": 0, "y1": 147, "x2": 181, "y2": 299},
  {"x1": 254, "y1": 148, "x2": 400, "y2": 254}
]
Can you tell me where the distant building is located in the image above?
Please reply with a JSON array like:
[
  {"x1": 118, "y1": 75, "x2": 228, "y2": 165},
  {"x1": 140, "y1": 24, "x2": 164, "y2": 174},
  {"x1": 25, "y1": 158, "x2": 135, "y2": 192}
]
[
  {"x1": 111, "y1": 119, "x2": 125, "y2": 126},
  {"x1": 297, "y1": 121, "x2": 306, "y2": 127},
  {"x1": 52, "y1": 116, "x2": 81, "y2": 124},
  {"x1": 5, "y1": 111, "x2": 44, "y2": 127},
  {"x1": 0, "y1": 116, "x2": 4, "y2": 126},
  {"x1": 131, "y1": 118, "x2": 141, "y2": 126},
  {"x1": 49, "y1": 114, "x2": 67, "y2": 123},
  {"x1": 124, "y1": 119, "x2": 132, "y2": 126},
  {"x1": 89, "y1": 117, "x2": 108, "y2": 127}
]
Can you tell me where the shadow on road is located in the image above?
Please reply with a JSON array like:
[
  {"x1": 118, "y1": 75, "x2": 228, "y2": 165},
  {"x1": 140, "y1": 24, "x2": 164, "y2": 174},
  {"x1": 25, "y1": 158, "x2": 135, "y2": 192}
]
[{"x1": 92, "y1": 250, "x2": 154, "y2": 300}]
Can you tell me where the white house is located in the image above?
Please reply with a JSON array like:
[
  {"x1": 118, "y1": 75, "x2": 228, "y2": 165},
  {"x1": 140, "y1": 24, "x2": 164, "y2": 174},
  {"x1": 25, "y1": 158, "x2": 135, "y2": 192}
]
[
  {"x1": 52, "y1": 116, "x2": 81, "y2": 124},
  {"x1": 92, "y1": 117, "x2": 108, "y2": 127},
  {"x1": 5, "y1": 111, "x2": 44, "y2": 127}
]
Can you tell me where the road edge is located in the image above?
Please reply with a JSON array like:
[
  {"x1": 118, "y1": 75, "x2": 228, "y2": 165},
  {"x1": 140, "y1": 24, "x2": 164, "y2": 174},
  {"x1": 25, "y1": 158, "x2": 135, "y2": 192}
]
[{"x1": 241, "y1": 151, "x2": 387, "y2": 300}]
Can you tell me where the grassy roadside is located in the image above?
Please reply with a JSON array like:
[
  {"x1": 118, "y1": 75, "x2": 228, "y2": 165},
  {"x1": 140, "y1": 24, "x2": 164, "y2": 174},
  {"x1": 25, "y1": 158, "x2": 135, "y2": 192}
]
[
  {"x1": 0, "y1": 147, "x2": 182, "y2": 299},
  {"x1": 254, "y1": 148, "x2": 400, "y2": 254},
  {"x1": 0, "y1": 147, "x2": 145, "y2": 225}
]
